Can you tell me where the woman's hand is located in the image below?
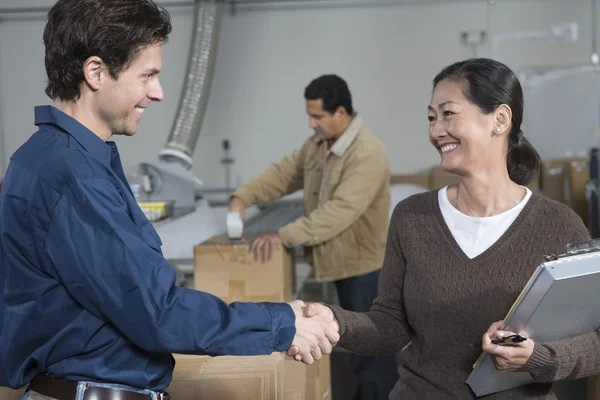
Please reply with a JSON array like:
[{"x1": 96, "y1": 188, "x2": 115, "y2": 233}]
[{"x1": 481, "y1": 320, "x2": 535, "y2": 371}]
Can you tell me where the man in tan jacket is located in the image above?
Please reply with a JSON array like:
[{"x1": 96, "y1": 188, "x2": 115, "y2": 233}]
[{"x1": 229, "y1": 74, "x2": 397, "y2": 400}]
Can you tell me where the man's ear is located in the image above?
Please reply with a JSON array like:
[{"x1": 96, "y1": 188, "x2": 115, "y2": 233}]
[
  {"x1": 82, "y1": 56, "x2": 105, "y2": 91},
  {"x1": 335, "y1": 105, "x2": 348, "y2": 117}
]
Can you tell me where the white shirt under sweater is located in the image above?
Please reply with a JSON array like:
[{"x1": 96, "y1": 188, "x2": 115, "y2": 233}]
[{"x1": 438, "y1": 185, "x2": 532, "y2": 259}]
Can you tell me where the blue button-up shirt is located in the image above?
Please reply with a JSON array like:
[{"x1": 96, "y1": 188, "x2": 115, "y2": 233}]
[{"x1": 0, "y1": 106, "x2": 296, "y2": 391}]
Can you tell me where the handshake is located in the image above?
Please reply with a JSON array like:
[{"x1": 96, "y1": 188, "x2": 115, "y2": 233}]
[{"x1": 286, "y1": 300, "x2": 340, "y2": 364}]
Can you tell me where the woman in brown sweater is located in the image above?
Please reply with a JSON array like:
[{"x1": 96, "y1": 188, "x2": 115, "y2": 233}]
[{"x1": 291, "y1": 58, "x2": 599, "y2": 399}]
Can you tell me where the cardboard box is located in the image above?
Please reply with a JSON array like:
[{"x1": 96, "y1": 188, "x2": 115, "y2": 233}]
[
  {"x1": 284, "y1": 355, "x2": 307, "y2": 400},
  {"x1": 590, "y1": 373, "x2": 600, "y2": 399},
  {"x1": 565, "y1": 158, "x2": 589, "y2": 224},
  {"x1": 305, "y1": 353, "x2": 331, "y2": 400},
  {"x1": 168, "y1": 353, "x2": 285, "y2": 399},
  {"x1": 541, "y1": 158, "x2": 568, "y2": 203},
  {"x1": 194, "y1": 235, "x2": 294, "y2": 303},
  {"x1": 540, "y1": 157, "x2": 589, "y2": 224},
  {"x1": 168, "y1": 353, "x2": 330, "y2": 400},
  {"x1": 0, "y1": 387, "x2": 24, "y2": 400},
  {"x1": 284, "y1": 354, "x2": 331, "y2": 400}
]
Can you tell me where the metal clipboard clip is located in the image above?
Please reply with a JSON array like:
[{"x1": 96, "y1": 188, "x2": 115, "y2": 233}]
[{"x1": 544, "y1": 238, "x2": 600, "y2": 261}]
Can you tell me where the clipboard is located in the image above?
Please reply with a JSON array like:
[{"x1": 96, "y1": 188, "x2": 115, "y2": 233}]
[{"x1": 466, "y1": 239, "x2": 600, "y2": 397}]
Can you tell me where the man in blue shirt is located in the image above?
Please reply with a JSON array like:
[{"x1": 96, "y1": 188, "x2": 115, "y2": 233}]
[{"x1": 0, "y1": 1, "x2": 339, "y2": 399}]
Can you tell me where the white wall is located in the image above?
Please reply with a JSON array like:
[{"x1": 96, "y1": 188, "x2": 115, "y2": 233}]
[{"x1": 0, "y1": 0, "x2": 598, "y2": 187}]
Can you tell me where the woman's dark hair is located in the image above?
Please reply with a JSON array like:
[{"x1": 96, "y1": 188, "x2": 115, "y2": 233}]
[
  {"x1": 43, "y1": 0, "x2": 172, "y2": 101},
  {"x1": 433, "y1": 58, "x2": 541, "y2": 185},
  {"x1": 304, "y1": 74, "x2": 354, "y2": 115}
]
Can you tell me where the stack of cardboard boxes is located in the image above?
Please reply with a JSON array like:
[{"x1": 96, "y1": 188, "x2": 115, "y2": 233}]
[{"x1": 168, "y1": 235, "x2": 331, "y2": 400}]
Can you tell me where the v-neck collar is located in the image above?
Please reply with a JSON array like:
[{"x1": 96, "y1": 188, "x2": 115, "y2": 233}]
[{"x1": 431, "y1": 189, "x2": 540, "y2": 263}]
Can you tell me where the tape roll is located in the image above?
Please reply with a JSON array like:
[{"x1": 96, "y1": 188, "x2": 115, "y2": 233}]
[{"x1": 227, "y1": 212, "x2": 244, "y2": 239}]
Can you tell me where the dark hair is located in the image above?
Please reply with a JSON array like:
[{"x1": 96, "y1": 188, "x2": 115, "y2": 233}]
[
  {"x1": 43, "y1": 0, "x2": 172, "y2": 101},
  {"x1": 304, "y1": 74, "x2": 354, "y2": 115},
  {"x1": 433, "y1": 58, "x2": 541, "y2": 185}
]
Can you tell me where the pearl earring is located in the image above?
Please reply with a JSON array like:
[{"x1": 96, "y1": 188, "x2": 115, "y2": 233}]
[{"x1": 496, "y1": 127, "x2": 501, "y2": 132}]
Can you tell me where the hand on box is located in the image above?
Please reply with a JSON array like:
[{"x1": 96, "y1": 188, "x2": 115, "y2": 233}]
[
  {"x1": 249, "y1": 233, "x2": 282, "y2": 263},
  {"x1": 481, "y1": 320, "x2": 534, "y2": 371},
  {"x1": 286, "y1": 300, "x2": 340, "y2": 365}
]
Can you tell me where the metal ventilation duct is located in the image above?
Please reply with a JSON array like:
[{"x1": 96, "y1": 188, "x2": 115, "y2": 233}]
[{"x1": 159, "y1": 0, "x2": 222, "y2": 169}]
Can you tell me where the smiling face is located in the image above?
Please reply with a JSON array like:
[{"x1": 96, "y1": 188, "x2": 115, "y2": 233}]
[
  {"x1": 428, "y1": 78, "x2": 506, "y2": 176},
  {"x1": 95, "y1": 42, "x2": 165, "y2": 137}
]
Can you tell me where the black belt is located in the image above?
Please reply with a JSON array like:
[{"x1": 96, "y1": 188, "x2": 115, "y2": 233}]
[{"x1": 29, "y1": 374, "x2": 170, "y2": 400}]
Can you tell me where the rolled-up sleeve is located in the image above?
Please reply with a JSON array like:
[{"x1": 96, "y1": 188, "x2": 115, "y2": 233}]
[{"x1": 42, "y1": 177, "x2": 295, "y2": 355}]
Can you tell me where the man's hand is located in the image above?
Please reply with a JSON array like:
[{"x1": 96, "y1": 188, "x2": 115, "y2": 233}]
[
  {"x1": 304, "y1": 302, "x2": 340, "y2": 332},
  {"x1": 286, "y1": 300, "x2": 340, "y2": 365},
  {"x1": 228, "y1": 196, "x2": 246, "y2": 221},
  {"x1": 287, "y1": 302, "x2": 340, "y2": 362},
  {"x1": 481, "y1": 320, "x2": 534, "y2": 371},
  {"x1": 249, "y1": 233, "x2": 282, "y2": 263}
]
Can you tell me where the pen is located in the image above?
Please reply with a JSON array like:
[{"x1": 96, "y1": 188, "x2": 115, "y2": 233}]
[{"x1": 470, "y1": 334, "x2": 528, "y2": 347}]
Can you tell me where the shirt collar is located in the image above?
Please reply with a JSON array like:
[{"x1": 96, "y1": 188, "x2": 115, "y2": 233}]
[
  {"x1": 34, "y1": 105, "x2": 114, "y2": 165},
  {"x1": 328, "y1": 114, "x2": 363, "y2": 157}
]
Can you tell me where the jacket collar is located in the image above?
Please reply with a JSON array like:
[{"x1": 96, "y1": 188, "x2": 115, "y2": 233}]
[{"x1": 313, "y1": 114, "x2": 363, "y2": 157}]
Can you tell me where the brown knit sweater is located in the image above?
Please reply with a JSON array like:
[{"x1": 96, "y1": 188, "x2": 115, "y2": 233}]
[{"x1": 330, "y1": 190, "x2": 600, "y2": 399}]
